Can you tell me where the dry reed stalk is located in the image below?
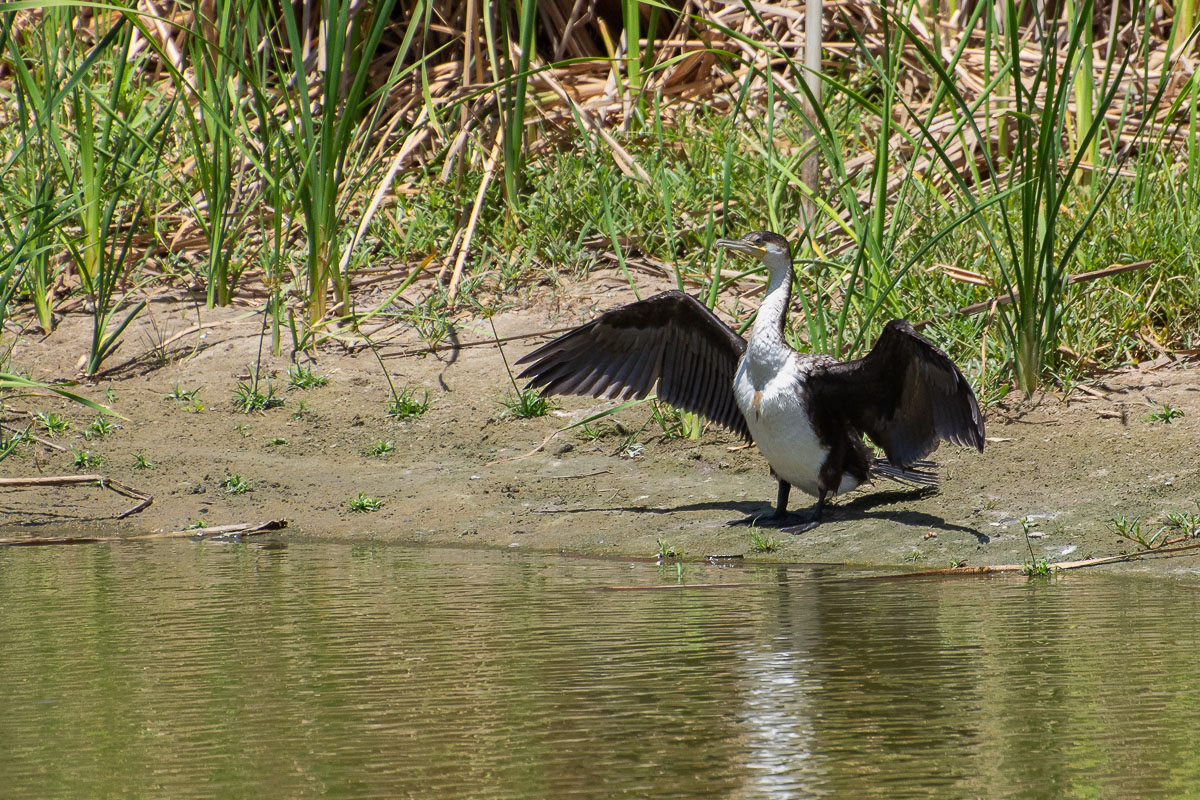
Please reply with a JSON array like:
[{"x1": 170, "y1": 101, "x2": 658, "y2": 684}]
[{"x1": 447, "y1": 131, "x2": 502, "y2": 300}]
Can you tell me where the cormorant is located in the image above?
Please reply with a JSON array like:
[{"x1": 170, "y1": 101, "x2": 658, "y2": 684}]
[{"x1": 516, "y1": 231, "x2": 985, "y2": 532}]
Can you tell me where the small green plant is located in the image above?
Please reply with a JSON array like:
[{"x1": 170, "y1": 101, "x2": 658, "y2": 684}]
[
  {"x1": 166, "y1": 384, "x2": 201, "y2": 402},
  {"x1": 233, "y1": 381, "x2": 285, "y2": 413},
  {"x1": 288, "y1": 364, "x2": 329, "y2": 389},
  {"x1": 502, "y1": 388, "x2": 554, "y2": 419},
  {"x1": 650, "y1": 400, "x2": 687, "y2": 438},
  {"x1": 131, "y1": 450, "x2": 154, "y2": 469},
  {"x1": 1165, "y1": 503, "x2": 1200, "y2": 538},
  {"x1": 1108, "y1": 514, "x2": 1167, "y2": 549},
  {"x1": 903, "y1": 550, "x2": 923, "y2": 563},
  {"x1": 656, "y1": 538, "x2": 681, "y2": 560},
  {"x1": 576, "y1": 422, "x2": 614, "y2": 441},
  {"x1": 83, "y1": 416, "x2": 116, "y2": 439},
  {"x1": 408, "y1": 294, "x2": 453, "y2": 350},
  {"x1": 292, "y1": 400, "x2": 310, "y2": 419},
  {"x1": 266, "y1": 437, "x2": 288, "y2": 447},
  {"x1": 749, "y1": 527, "x2": 782, "y2": 553},
  {"x1": 364, "y1": 440, "x2": 394, "y2": 456},
  {"x1": 221, "y1": 474, "x2": 250, "y2": 495},
  {"x1": 949, "y1": 558, "x2": 967, "y2": 569},
  {"x1": 234, "y1": 424, "x2": 253, "y2": 438},
  {"x1": 348, "y1": 492, "x2": 382, "y2": 513},
  {"x1": 104, "y1": 386, "x2": 117, "y2": 403},
  {"x1": 1019, "y1": 516, "x2": 1052, "y2": 576},
  {"x1": 72, "y1": 447, "x2": 101, "y2": 469},
  {"x1": 1021, "y1": 559, "x2": 1053, "y2": 576},
  {"x1": 35, "y1": 411, "x2": 69, "y2": 437},
  {"x1": 1146, "y1": 403, "x2": 1184, "y2": 424},
  {"x1": 388, "y1": 386, "x2": 429, "y2": 419},
  {"x1": 186, "y1": 399, "x2": 206, "y2": 413},
  {"x1": 186, "y1": 520, "x2": 208, "y2": 530}
]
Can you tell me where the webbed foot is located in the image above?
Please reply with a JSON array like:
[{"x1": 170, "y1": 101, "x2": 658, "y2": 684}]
[{"x1": 781, "y1": 518, "x2": 820, "y2": 535}]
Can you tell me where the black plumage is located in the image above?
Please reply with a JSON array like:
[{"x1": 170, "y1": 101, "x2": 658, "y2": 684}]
[{"x1": 517, "y1": 291, "x2": 751, "y2": 440}]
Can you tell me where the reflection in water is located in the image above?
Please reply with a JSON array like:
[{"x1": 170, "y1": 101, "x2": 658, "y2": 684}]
[{"x1": 2, "y1": 543, "x2": 1200, "y2": 799}]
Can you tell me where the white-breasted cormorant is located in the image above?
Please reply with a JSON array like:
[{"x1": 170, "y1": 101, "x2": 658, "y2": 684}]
[{"x1": 516, "y1": 231, "x2": 985, "y2": 532}]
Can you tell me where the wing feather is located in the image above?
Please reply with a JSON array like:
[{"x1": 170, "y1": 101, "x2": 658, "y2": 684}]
[
  {"x1": 516, "y1": 291, "x2": 750, "y2": 440},
  {"x1": 811, "y1": 320, "x2": 985, "y2": 466}
]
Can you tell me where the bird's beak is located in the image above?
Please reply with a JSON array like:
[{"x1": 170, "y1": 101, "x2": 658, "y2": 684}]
[{"x1": 715, "y1": 238, "x2": 767, "y2": 259}]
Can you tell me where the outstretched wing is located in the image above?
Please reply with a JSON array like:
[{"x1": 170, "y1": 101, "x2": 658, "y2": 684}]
[
  {"x1": 516, "y1": 290, "x2": 750, "y2": 440},
  {"x1": 811, "y1": 320, "x2": 985, "y2": 465}
]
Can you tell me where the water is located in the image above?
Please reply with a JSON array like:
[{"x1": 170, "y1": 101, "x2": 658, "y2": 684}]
[{"x1": 3, "y1": 541, "x2": 1200, "y2": 799}]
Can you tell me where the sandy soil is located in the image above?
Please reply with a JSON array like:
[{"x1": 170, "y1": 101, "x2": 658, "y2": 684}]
[{"x1": 3, "y1": 276, "x2": 1199, "y2": 571}]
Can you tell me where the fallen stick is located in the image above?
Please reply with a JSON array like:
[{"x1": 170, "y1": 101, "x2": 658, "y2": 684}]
[
  {"x1": 885, "y1": 539, "x2": 1200, "y2": 577},
  {"x1": 485, "y1": 428, "x2": 563, "y2": 466},
  {"x1": 0, "y1": 519, "x2": 288, "y2": 547},
  {"x1": 0, "y1": 474, "x2": 152, "y2": 519},
  {"x1": 592, "y1": 539, "x2": 1200, "y2": 587},
  {"x1": 0, "y1": 421, "x2": 67, "y2": 452}
]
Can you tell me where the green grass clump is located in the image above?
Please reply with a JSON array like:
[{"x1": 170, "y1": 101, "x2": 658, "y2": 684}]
[
  {"x1": 233, "y1": 381, "x2": 284, "y2": 413},
  {"x1": 655, "y1": 538, "x2": 681, "y2": 560},
  {"x1": 1146, "y1": 404, "x2": 1184, "y2": 424},
  {"x1": 503, "y1": 389, "x2": 554, "y2": 419},
  {"x1": 387, "y1": 387, "x2": 428, "y2": 420},
  {"x1": 131, "y1": 450, "x2": 154, "y2": 469},
  {"x1": 166, "y1": 384, "x2": 201, "y2": 403},
  {"x1": 71, "y1": 447, "x2": 101, "y2": 469},
  {"x1": 364, "y1": 440, "x2": 394, "y2": 456},
  {"x1": 749, "y1": 528, "x2": 782, "y2": 554},
  {"x1": 1166, "y1": 504, "x2": 1200, "y2": 537},
  {"x1": 1021, "y1": 559, "x2": 1053, "y2": 577},
  {"x1": 36, "y1": 411, "x2": 69, "y2": 437},
  {"x1": 348, "y1": 492, "x2": 382, "y2": 513},
  {"x1": 288, "y1": 364, "x2": 329, "y2": 389},
  {"x1": 83, "y1": 416, "x2": 116, "y2": 439},
  {"x1": 221, "y1": 474, "x2": 250, "y2": 494}
]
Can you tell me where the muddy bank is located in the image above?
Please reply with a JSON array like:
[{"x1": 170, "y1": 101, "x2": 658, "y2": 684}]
[{"x1": 3, "y1": 285, "x2": 1199, "y2": 570}]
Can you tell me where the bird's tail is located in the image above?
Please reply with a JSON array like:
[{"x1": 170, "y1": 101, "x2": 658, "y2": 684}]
[{"x1": 870, "y1": 458, "x2": 939, "y2": 488}]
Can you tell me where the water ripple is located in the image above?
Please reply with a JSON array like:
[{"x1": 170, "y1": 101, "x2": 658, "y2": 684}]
[{"x1": 3, "y1": 544, "x2": 1200, "y2": 798}]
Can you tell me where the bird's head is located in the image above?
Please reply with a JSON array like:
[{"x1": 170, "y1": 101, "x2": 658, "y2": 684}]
[{"x1": 714, "y1": 231, "x2": 792, "y2": 268}]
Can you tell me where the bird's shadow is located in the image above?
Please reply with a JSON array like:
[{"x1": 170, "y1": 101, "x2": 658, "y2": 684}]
[{"x1": 560, "y1": 487, "x2": 988, "y2": 542}]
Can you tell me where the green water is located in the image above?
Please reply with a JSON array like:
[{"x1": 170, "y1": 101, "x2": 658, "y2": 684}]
[{"x1": 2, "y1": 541, "x2": 1200, "y2": 799}]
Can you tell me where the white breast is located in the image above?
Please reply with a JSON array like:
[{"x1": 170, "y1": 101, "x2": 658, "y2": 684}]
[{"x1": 733, "y1": 354, "x2": 862, "y2": 498}]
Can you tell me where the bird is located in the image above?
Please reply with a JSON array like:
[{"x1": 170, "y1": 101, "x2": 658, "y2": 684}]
[{"x1": 515, "y1": 231, "x2": 985, "y2": 532}]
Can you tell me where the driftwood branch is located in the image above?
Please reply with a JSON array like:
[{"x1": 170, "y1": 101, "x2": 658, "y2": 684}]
[
  {"x1": 891, "y1": 539, "x2": 1200, "y2": 576},
  {"x1": 0, "y1": 474, "x2": 153, "y2": 519},
  {"x1": 0, "y1": 519, "x2": 288, "y2": 547}
]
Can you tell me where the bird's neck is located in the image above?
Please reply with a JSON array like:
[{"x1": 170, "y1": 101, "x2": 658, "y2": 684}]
[{"x1": 748, "y1": 253, "x2": 794, "y2": 354}]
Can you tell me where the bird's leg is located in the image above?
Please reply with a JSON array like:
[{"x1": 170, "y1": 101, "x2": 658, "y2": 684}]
[
  {"x1": 727, "y1": 479, "x2": 796, "y2": 528},
  {"x1": 782, "y1": 490, "x2": 827, "y2": 535},
  {"x1": 770, "y1": 480, "x2": 791, "y2": 521}
]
